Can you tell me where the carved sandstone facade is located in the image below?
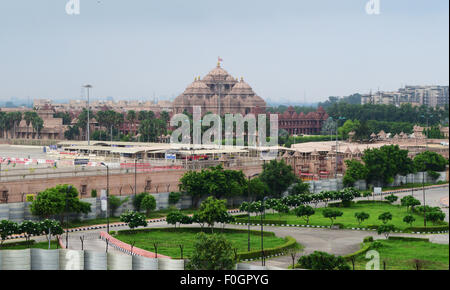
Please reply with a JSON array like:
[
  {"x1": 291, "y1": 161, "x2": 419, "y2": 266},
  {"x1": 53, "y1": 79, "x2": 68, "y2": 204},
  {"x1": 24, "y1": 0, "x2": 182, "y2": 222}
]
[{"x1": 172, "y1": 63, "x2": 267, "y2": 115}]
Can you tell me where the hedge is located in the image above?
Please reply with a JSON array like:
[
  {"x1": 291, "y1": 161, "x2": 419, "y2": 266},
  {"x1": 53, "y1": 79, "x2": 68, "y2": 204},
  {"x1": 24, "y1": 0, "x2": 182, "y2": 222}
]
[
  {"x1": 343, "y1": 242, "x2": 372, "y2": 261},
  {"x1": 357, "y1": 200, "x2": 390, "y2": 205},
  {"x1": 1, "y1": 240, "x2": 36, "y2": 248},
  {"x1": 238, "y1": 236, "x2": 298, "y2": 260},
  {"x1": 405, "y1": 225, "x2": 449, "y2": 233},
  {"x1": 388, "y1": 236, "x2": 430, "y2": 242},
  {"x1": 234, "y1": 219, "x2": 287, "y2": 226},
  {"x1": 117, "y1": 227, "x2": 277, "y2": 237}
]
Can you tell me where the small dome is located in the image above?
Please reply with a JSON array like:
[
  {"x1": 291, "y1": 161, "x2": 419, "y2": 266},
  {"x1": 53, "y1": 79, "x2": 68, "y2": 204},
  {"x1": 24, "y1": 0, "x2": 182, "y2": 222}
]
[
  {"x1": 230, "y1": 79, "x2": 254, "y2": 95},
  {"x1": 185, "y1": 79, "x2": 210, "y2": 94}
]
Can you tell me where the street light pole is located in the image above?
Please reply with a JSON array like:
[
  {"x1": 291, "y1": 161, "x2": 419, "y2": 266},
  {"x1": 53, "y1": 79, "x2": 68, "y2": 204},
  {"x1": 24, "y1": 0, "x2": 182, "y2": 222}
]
[
  {"x1": 134, "y1": 158, "x2": 137, "y2": 197},
  {"x1": 101, "y1": 162, "x2": 110, "y2": 234},
  {"x1": 261, "y1": 196, "x2": 268, "y2": 267},
  {"x1": 247, "y1": 173, "x2": 260, "y2": 252},
  {"x1": 83, "y1": 85, "x2": 92, "y2": 146},
  {"x1": 65, "y1": 185, "x2": 73, "y2": 248}
]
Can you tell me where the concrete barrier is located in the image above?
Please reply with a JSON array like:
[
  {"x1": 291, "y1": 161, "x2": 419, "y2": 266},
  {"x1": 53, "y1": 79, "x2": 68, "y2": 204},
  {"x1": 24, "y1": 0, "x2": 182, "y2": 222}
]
[
  {"x1": 107, "y1": 252, "x2": 132, "y2": 270},
  {"x1": 84, "y1": 251, "x2": 107, "y2": 270},
  {"x1": 59, "y1": 249, "x2": 84, "y2": 270},
  {"x1": 158, "y1": 258, "x2": 184, "y2": 270},
  {"x1": 132, "y1": 256, "x2": 159, "y2": 270},
  {"x1": 8, "y1": 203, "x2": 24, "y2": 223},
  {"x1": 1, "y1": 249, "x2": 31, "y2": 270},
  {"x1": 31, "y1": 249, "x2": 59, "y2": 270}
]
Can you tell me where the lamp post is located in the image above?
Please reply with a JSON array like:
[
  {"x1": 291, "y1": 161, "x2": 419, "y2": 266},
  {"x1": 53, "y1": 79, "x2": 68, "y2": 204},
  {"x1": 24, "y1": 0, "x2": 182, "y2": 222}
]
[
  {"x1": 247, "y1": 173, "x2": 260, "y2": 252},
  {"x1": 261, "y1": 196, "x2": 268, "y2": 266},
  {"x1": 134, "y1": 158, "x2": 137, "y2": 197},
  {"x1": 65, "y1": 185, "x2": 73, "y2": 248},
  {"x1": 101, "y1": 162, "x2": 110, "y2": 233},
  {"x1": 333, "y1": 117, "x2": 346, "y2": 178},
  {"x1": 83, "y1": 85, "x2": 92, "y2": 146}
]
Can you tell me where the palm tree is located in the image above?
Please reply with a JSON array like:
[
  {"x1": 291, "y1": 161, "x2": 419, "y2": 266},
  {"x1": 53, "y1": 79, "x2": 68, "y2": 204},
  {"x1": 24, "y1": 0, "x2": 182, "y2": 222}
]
[
  {"x1": 31, "y1": 116, "x2": 44, "y2": 139},
  {"x1": 0, "y1": 112, "x2": 6, "y2": 138},
  {"x1": 24, "y1": 111, "x2": 37, "y2": 139},
  {"x1": 127, "y1": 110, "x2": 137, "y2": 134}
]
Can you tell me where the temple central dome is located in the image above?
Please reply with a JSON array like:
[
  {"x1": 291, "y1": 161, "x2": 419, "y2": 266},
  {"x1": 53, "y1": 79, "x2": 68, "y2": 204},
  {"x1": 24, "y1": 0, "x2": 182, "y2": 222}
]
[{"x1": 173, "y1": 62, "x2": 267, "y2": 115}]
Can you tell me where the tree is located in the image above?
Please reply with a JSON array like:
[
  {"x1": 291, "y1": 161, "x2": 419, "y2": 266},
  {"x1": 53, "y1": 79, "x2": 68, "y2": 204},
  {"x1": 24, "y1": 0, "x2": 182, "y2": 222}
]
[
  {"x1": 198, "y1": 197, "x2": 228, "y2": 232},
  {"x1": 385, "y1": 194, "x2": 398, "y2": 204},
  {"x1": 363, "y1": 145, "x2": 414, "y2": 185},
  {"x1": 169, "y1": 192, "x2": 182, "y2": 205},
  {"x1": 31, "y1": 115, "x2": 44, "y2": 139},
  {"x1": 288, "y1": 181, "x2": 310, "y2": 196},
  {"x1": 119, "y1": 211, "x2": 147, "y2": 229},
  {"x1": 297, "y1": 251, "x2": 350, "y2": 270},
  {"x1": 166, "y1": 211, "x2": 184, "y2": 228},
  {"x1": 108, "y1": 196, "x2": 129, "y2": 217},
  {"x1": 273, "y1": 203, "x2": 289, "y2": 219},
  {"x1": 401, "y1": 196, "x2": 421, "y2": 212},
  {"x1": 377, "y1": 224, "x2": 395, "y2": 239},
  {"x1": 403, "y1": 215, "x2": 416, "y2": 227},
  {"x1": 192, "y1": 212, "x2": 207, "y2": 229},
  {"x1": 0, "y1": 220, "x2": 18, "y2": 247},
  {"x1": 338, "y1": 187, "x2": 360, "y2": 207},
  {"x1": 140, "y1": 195, "x2": 157, "y2": 217},
  {"x1": 378, "y1": 212, "x2": 393, "y2": 224},
  {"x1": 19, "y1": 220, "x2": 41, "y2": 247},
  {"x1": 354, "y1": 212, "x2": 370, "y2": 226},
  {"x1": 259, "y1": 160, "x2": 297, "y2": 198},
  {"x1": 343, "y1": 160, "x2": 368, "y2": 188},
  {"x1": 30, "y1": 185, "x2": 91, "y2": 223},
  {"x1": 426, "y1": 211, "x2": 446, "y2": 225},
  {"x1": 247, "y1": 177, "x2": 270, "y2": 201},
  {"x1": 322, "y1": 208, "x2": 343, "y2": 227},
  {"x1": 40, "y1": 219, "x2": 63, "y2": 244},
  {"x1": 413, "y1": 151, "x2": 447, "y2": 172},
  {"x1": 295, "y1": 205, "x2": 315, "y2": 224},
  {"x1": 133, "y1": 192, "x2": 149, "y2": 212},
  {"x1": 186, "y1": 233, "x2": 236, "y2": 270}
]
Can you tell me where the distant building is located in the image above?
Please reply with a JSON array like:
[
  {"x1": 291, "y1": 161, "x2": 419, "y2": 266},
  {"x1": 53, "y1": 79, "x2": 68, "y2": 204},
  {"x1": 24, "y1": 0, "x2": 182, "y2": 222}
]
[
  {"x1": 361, "y1": 85, "x2": 449, "y2": 107},
  {"x1": 277, "y1": 106, "x2": 329, "y2": 135}
]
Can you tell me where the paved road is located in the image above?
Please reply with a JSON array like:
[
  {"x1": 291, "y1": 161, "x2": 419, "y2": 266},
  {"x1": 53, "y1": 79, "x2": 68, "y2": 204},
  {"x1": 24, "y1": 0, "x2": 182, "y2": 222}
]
[{"x1": 19, "y1": 186, "x2": 450, "y2": 269}]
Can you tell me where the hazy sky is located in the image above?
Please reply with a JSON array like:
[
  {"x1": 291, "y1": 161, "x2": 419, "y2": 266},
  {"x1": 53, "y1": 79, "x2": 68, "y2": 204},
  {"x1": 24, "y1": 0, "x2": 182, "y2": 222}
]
[{"x1": 0, "y1": 0, "x2": 448, "y2": 104}]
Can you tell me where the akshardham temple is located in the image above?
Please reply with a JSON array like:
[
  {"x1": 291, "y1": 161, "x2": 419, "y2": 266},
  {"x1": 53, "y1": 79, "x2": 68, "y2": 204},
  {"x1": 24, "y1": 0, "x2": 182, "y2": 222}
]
[{"x1": 172, "y1": 62, "x2": 267, "y2": 115}]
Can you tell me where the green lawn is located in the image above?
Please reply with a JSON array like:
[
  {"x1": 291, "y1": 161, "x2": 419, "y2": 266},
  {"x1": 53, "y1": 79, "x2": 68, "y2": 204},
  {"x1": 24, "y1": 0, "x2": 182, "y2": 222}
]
[
  {"x1": 354, "y1": 240, "x2": 449, "y2": 270},
  {"x1": 115, "y1": 228, "x2": 288, "y2": 259},
  {"x1": 247, "y1": 202, "x2": 446, "y2": 230},
  {"x1": 0, "y1": 240, "x2": 59, "y2": 250}
]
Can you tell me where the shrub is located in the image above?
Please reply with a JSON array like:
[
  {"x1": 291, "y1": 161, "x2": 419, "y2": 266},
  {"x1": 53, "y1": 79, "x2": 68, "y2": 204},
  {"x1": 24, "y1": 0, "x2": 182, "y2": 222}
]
[
  {"x1": 363, "y1": 236, "x2": 374, "y2": 243},
  {"x1": 384, "y1": 194, "x2": 398, "y2": 204},
  {"x1": 140, "y1": 195, "x2": 156, "y2": 217},
  {"x1": 169, "y1": 192, "x2": 182, "y2": 205},
  {"x1": 354, "y1": 212, "x2": 370, "y2": 226},
  {"x1": 119, "y1": 211, "x2": 148, "y2": 229},
  {"x1": 403, "y1": 215, "x2": 416, "y2": 227},
  {"x1": 378, "y1": 212, "x2": 393, "y2": 224},
  {"x1": 377, "y1": 224, "x2": 395, "y2": 239},
  {"x1": 186, "y1": 233, "x2": 236, "y2": 270},
  {"x1": 133, "y1": 192, "x2": 149, "y2": 212},
  {"x1": 91, "y1": 189, "x2": 97, "y2": 198},
  {"x1": 322, "y1": 208, "x2": 344, "y2": 226},
  {"x1": 297, "y1": 251, "x2": 350, "y2": 270}
]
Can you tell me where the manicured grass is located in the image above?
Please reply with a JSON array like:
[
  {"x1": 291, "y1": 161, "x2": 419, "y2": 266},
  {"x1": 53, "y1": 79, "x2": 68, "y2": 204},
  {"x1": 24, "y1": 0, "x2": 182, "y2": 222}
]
[
  {"x1": 246, "y1": 202, "x2": 447, "y2": 230},
  {"x1": 353, "y1": 239, "x2": 449, "y2": 270},
  {"x1": 115, "y1": 228, "x2": 287, "y2": 259},
  {"x1": 0, "y1": 240, "x2": 59, "y2": 250}
]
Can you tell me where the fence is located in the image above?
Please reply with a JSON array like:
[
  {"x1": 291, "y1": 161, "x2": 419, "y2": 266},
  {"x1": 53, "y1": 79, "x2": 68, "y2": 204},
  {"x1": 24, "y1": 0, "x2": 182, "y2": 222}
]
[{"x1": 0, "y1": 249, "x2": 283, "y2": 270}]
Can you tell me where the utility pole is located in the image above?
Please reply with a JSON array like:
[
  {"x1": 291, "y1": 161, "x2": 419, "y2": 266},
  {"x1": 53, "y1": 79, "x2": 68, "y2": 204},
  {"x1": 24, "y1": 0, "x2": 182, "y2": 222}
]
[{"x1": 83, "y1": 85, "x2": 93, "y2": 146}]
